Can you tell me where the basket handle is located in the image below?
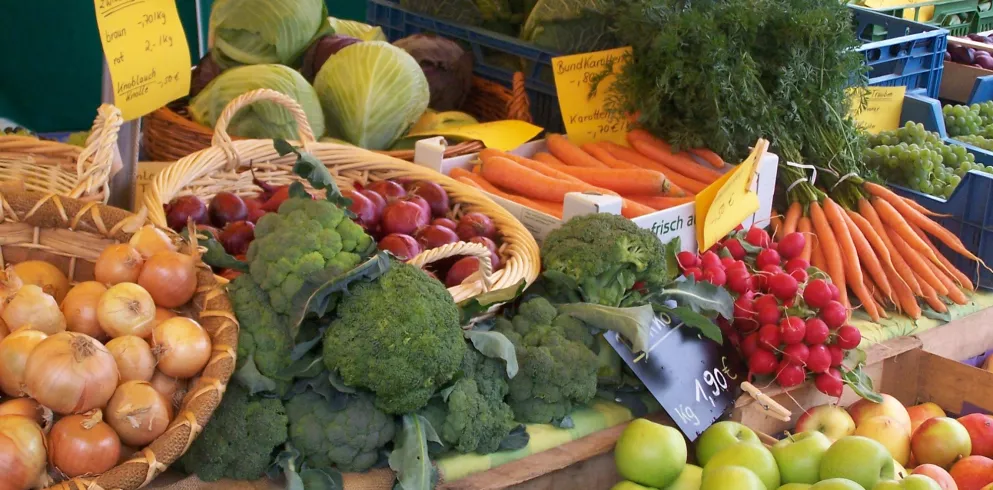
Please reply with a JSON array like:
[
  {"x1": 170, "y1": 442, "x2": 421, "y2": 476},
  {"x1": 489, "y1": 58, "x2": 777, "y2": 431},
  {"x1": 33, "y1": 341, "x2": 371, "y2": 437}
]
[
  {"x1": 406, "y1": 241, "x2": 494, "y2": 292},
  {"x1": 72, "y1": 104, "x2": 124, "y2": 202},
  {"x1": 509, "y1": 72, "x2": 533, "y2": 123},
  {"x1": 211, "y1": 88, "x2": 318, "y2": 171}
]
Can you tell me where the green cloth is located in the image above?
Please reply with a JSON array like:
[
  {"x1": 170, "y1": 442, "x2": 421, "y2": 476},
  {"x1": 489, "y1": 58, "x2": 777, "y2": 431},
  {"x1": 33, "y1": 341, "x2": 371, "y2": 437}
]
[{"x1": 855, "y1": 291, "x2": 993, "y2": 346}]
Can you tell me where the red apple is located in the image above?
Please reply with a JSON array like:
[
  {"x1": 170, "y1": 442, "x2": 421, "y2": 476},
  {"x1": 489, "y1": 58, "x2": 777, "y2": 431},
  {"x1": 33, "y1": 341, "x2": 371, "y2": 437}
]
[
  {"x1": 950, "y1": 456, "x2": 993, "y2": 490},
  {"x1": 914, "y1": 418, "x2": 973, "y2": 469},
  {"x1": 909, "y1": 402, "x2": 947, "y2": 436},
  {"x1": 912, "y1": 464, "x2": 959, "y2": 490},
  {"x1": 960, "y1": 414, "x2": 993, "y2": 458}
]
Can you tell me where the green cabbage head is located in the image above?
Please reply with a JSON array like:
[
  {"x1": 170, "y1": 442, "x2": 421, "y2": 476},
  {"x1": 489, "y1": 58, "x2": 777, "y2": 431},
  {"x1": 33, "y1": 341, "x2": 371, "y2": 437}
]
[
  {"x1": 314, "y1": 42, "x2": 430, "y2": 151},
  {"x1": 190, "y1": 64, "x2": 326, "y2": 139},
  {"x1": 209, "y1": 0, "x2": 329, "y2": 68},
  {"x1": 327, "y1": 17, "x2": 387, "y2": 42}
]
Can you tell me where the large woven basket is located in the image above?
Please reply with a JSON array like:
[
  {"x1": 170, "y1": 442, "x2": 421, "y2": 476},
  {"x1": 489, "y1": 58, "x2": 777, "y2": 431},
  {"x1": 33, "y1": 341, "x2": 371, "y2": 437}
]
[
  {"x1": 142, "y1": 73, "x2": 533, "y2": 162},
  {"x1": 142, "y1": 89, "x2": 541, "y2": 303},
  {"x1": 0, "y1": 105, "x2": 124, "y2": 202},
  {"x1": 0, "y1": 189, "x2": 238, "y2": 490}
]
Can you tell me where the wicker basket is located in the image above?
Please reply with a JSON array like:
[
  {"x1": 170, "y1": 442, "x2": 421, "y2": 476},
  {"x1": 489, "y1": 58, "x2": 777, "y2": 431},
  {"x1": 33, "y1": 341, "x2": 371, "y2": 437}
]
[
  {"x1": 0, "y1": 189, "x2": 238, "y2": 490},
  {"x1": 142, "y1": 73, "x2": 533, "y2": 163},
  {"x1": 0, "y1": 105, "x2": 124, "y2": 202},
  {"x1": 142, "y1": 88, "x2": 541, "y2": 303}
]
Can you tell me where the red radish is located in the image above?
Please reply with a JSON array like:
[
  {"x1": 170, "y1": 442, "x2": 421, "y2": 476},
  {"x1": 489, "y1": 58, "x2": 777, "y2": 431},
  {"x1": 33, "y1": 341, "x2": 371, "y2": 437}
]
[
  {"x1": 756, "y1": 304, "x2": 781, "y2": 326},
  {"x1": 727, "y1": 260, "x2": 747, "y2": 272},
  {"x1": 456, "y1": 212, "x2": 496, "y2": 240},
  {"x1": 700, "y1": 251, "x2": 722, "y2": 271},
  {"x1": 820, "y1": 301, "x2": 847, "y2": 329},
  {"x1": 382, "y1": 200, "x2": 430, "y2": 236},
  {"x1": 726, "y1": 331, "x2": 741, "y2": 348},
  {"x1": 723, "y1": 238, "x2": 746, "y2": 260},
  {"x1": 756, "y1": 249, "x2": 782, "y2": 270},
  {"x1": 702, "y1": 267, "x2": 726, "y2": 286},
  {"x1": 780, "y1": 317, "x2": 806, "y2": 345},
  {"x1": 746, "y1": 227, "x2": 771, "y2": 248},
  {"x1": 815, "y1": 369, "x2": 844, "y2": 397},
  {"x1": 343, "y1": 190, "x2": 378, "y2": 230},
  {"x1": 768, "y1": 273, "x2": 798, "y2": 301},
  {"x1": 733, "y1": 292, "x2": 756, "y2": 324},
  {"x1": 245, "y1": 198, "x2": 266, "y2": 223},
  {"x1": 806, "y1": 345, "x2": 832, "y2": 373},
  {"x1": 720, "y1": 257, "x2": 736, "y2": 269},
  {"x1": 446, "y1": 257, "x2": 480, "y2": 287},
  {"x1": 754, "y1": 294, "x2": 778, "y2": 311},
  {"x1": 378, "y1": 234, "x2": 422, "y2": 260},
  {"x1": 367, "y1": 180, "x2": 407, "y2": 202},
  {"x1": 741, "y1": 333, "x2": 759, "y2": 358},
  {"x1": 684, "y1": 267, "x2": 703, "y2": 281},
  {"x1": 804, "y1": 318, "x2": 830, "y2": 345},
  {"x1": 727, "y1": 269, "x2": 752, "y2": 295},
  {"x1": 359, "y1": 189, "x2": 387, "y2": 217},
  {"x1": 789, "y1": 268, "x2": 808, "y2": 283},
  {"x1": 415, "y1": 225, "x2": 459, "y2": 249},
  {"x1": 760, "y1": 264, "x2": 783, "y2": 276},
  {"x1": 219, "y1": 221, "x2": 255, "y2": 256},
  {"x1": 260, "y1": 186, "x2": 293, "y2": 212},
  {"x1": 776, "y1": 363, "x2": 806, "y2": 388},
  {"x1": 827, "y1": 344, "x2": 844, "y2": 367},
  {"x1": 469, "y1": 236, "x2": 497, "y2": 254},
  {"x1": 676, "y1": 251, "x2": 699, "y2": 270},
  {"x1": 803, "y1": 279, "x2": 833, "y2": 309},
  {"x1": 409, "y1": 181, "x2": 450, "y2": 217},
  {"x1": 778, "y1": 232, "x2": 806, "y2": 260},
  {"x1": 749, "y1": 350, "x2": 778, "y2": 376},
  {"x1": 165, "y1": 196, "x2": 209, "y2": 232},
  {"x1": 432, "y1": 217, "x2": 457, "y2": 230},
  {"x1": 404, "y1": 195, "x2": 432, "y2": 220},
  {"x1": 757, "y1": 324, "x2": 781, "y2": 350},
  {"x1": 783, "y1": 343, "x2": 809, "y2": 366},
  {"x1": 827, "y1": 283, "x2": 841, "y2": 301},
  {"x1": 785, "y1": 258, "x2": 810, "y2": 273},
  {"x1": 752, "y1": 273, "x2": 767, "y2": 292},
  {"x1": 208, "y1": 192, "x2": 248, "y2": 228},
  {"x1": 835, "y1": 325, "x2": 862, "y2": 349}
]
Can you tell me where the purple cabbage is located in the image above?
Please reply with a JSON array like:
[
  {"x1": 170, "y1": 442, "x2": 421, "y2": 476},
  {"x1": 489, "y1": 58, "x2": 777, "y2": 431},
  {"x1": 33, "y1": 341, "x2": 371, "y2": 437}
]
[
  {"x1": 190, "y1": 52, "x2": 224, "y2": 98},
  {"x1": 393, "y1": 34, "x2": 473, "y2": 112},
  {"x1": 301, "y1": 34, "x2": 362, "y2": 83}
]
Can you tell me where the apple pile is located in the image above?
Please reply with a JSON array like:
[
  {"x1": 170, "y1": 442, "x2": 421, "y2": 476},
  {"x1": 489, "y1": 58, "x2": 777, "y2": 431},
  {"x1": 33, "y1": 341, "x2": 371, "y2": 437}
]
[{"x1": 679, "y1": 226, "x2": 862, "y2": 396}]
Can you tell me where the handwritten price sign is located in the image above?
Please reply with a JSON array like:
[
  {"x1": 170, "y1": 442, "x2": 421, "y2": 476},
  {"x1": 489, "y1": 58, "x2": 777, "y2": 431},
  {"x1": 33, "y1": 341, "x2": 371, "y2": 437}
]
[
  {"x1": 552, "y1": 47, "x2": 633, "y2": 146},
  {"x1": 694, "y1": 139, "x2": 769, "y2": 252},
  {"x1": 94, "y1": 0, "x2": 191, "y2": 121},
  {"x1": 849, "y1": 86, "x2": 906, "y2": 135}
]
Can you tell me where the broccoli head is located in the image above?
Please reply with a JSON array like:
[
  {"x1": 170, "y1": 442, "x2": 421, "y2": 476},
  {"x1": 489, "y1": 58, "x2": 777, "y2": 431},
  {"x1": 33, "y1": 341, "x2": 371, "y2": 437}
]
[
  {"x1": 494, "y1": 297, "x2": 598, "y2": 424},
  {"x1": 179, "y1": 383, "x2": 288, "y2": 482},
  {"x1": 541, "y1": 213, "x2": 673, "y2": 306},
  {"x1": 285, "y1": 390, "x2": 396, "y2": 473},
  {"x1": 228, "y1": 274, "x2": 294, "y2": 395},
  {"x1": 247, "y1": 197, "x2": 374, "y2": 314},
  {"x1": 323, "y1": 261, "x2": 466, "y2": 414}
]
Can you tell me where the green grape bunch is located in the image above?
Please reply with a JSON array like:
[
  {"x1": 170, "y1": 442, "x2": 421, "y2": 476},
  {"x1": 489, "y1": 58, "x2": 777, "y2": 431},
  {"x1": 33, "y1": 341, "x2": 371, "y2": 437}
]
[{"x1": 943, "y1": 104, "x2": 984, "y2": 137}]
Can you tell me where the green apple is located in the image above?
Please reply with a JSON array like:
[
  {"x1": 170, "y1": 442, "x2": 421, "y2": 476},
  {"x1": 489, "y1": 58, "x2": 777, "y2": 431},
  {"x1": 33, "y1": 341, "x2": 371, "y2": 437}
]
[
  {"x1": 615, "y1": 418, "x2": 687, "y2": 488},
  {"x1": 704, "y1": 442, "x2": 780, "y2": 490},
  {"x1": 871, "y1": 482, "x2": 902, "y2": 490},
  {"x1": 893, "y1": 460, "x2": 908, "y2": 480},
  {"x1": 895, "y1": 475, "x2": 941, "y2": 490},
  {"x1": 665, "y1": 464, "x2": 702, "y2": 490},
  {"x1": 701, "y1": 465, "x2": 766, "y2": 490},
  {"x1": 779, "y1": 485, "x2": 813, "y2": 490},
  {"x1": 696, "y1": 421, "x2": 761, "y2": 466},
  {"x1": 771, "y1": 431, "x2": 832, "y2": 484},
  {"x1": 811, "y1": 479, "x2": 867, "y2": 490},
  {"x1": 612, "y1": 481, "x2": 659, "y2": 490},
  {"x1": 819, "y1": 436, "x2": 895, "y2": 490}
]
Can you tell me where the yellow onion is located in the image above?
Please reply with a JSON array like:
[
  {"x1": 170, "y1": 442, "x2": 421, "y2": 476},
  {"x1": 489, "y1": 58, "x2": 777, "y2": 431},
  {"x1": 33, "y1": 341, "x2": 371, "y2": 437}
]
[
  {"x1": 129, "y1": 225, "x2": 177, "y2": 259},
  {"x1": 152, "y1": 317, "x2": 212, "y2": 379},
  {"x1": 48, "y1": 409, "x2": 121, "y2": 477},
  {"x1": 0, "y1": 415, "x2": 47, "y2": 490},
  {"x1": 105, "y1": 335, "x2": 156, "y2": 383},
  {"x1": 23, "y1": 332, "x2": 119, "y2": 414},
  {"x1": 0, "y1": 330, "x2": 47, "y2": 397},
  {"x1": 0, "y1": 399, "x2": 51, "y2": 430},
  {"x1": 62, "y1": 281, "x2": 108, "y2": 340},
  {"x1": 2, "y1": 284, "x2": 66, "y2": 335},
  {"x1": 97, "y1": 283, "x2": 155, "y2": 339},
  {"x1": 0, "y1": 266, "x2": 23, "y2": 309},
  {"x1": 12, "y1": 260, "x2": 69, "y2": 303},
  {"x1": 106, "y1": 380, "x2": 172, "y2": 447}
]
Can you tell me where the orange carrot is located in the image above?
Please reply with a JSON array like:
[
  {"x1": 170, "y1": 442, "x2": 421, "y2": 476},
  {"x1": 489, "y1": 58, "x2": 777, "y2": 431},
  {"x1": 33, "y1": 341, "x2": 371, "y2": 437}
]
[
  {"x1": 628, "y1": 132, "x2": 722, "y2": 184},
  {"x1": 859, "y1": 199, "x2": 922, "y2": 297},
  {"x1": 909, "y1": 223, "x2": 975, "y2": 291},
  {"x1": 689, "y1": 148, "x2": 726, "y2": 169},
  {"x1": 812, "y1": 234, "x2": 826, "y2": 273},
  {"x1": 798, "y1": 217, "x2": 813, "y2": 262},
  {"x1": 770, "y1": 216, "x2": 784, "y2": 241},
  {"x1": 546, "y1": 134, "x2": 608, "y2": 168},
  {"x1": 533, "y1": 152, "x2": 568, "y2": 168},
  {"x1": 602, "y1": 142, "x2": 708, "y2": 194},
  {"x1": 481, "y1": 156, "x2": 600, "y2": 202},
  {"x1": 454, "y1": 174, "x2": 564, "y2": 218},
  {"x1": 886, "y1": 255, "x2": 921, "y2": 319},
  {"x1": 583, "y1": 142, "x2": 640, "y2": 170},
  {"x1": 480, "y1": 149, "x2": 590, "y2": 186},
  {"x1": 621, "y1": 200, "x2": 657, "y2": 219},
  {"x1": 783, "y1": 202, "x2": 802, "y2": 236},
  {"x1": 902, "y1": 196, "x2": 950, "y2": 217},
  {"x1": 871, "y1": 197, "x2": 948, "y2": 272},
  {"x1": 914, "y1": 268, "x2": 948, "y2": 314},
  {"x1": 823, "y1": 198, "x2": 877, "y2": 320},
  {"x1": 535, "y1": 159, "x2": 687, "y2": 197},
  {"x1": 845, "y1": 210, "x2": 893, "y2": 272},
  {"x1": 842, "y1": 208, "x2": 893, "y2": 303},
  {"x1": 924, "y1": 259, "x2": 969, "y2": 305},
  {"x1": 627, "y1": 195, "x2": 694, "y2": 210},
  {"x1": 810, "y1": 202, "x2": 849, "y2": 307},
  {"x1": 886, "y1": 228, "x2": 949, "y2": 297}
]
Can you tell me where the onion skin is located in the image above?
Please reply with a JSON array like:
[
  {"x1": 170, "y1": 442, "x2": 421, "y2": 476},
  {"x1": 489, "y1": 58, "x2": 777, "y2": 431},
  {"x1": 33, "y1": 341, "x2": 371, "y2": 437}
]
[
  {"x1": 106, "y1": 336, "x2": 156, "y2": 383},
  {"x1": 97, "y1": 283, "x2": 156, "y2": 339},
  {"x1": 152, "y1": 317, "x2": 212, "y2": 378},
  {"x1": 129, "y1": 225, "x2": 178, "y2": 259},
  {"x1": 0, "y1": 318, "x2": 8, "y2": 343},
  {"x1": 62, "y1": 281, "x2": 108, "y2": 341},
  {"x1": 0, "y1": 266, "x2": 23, "y2": 307},
  {"x1": 149, "y1": 371, "x2": 187, "y2": 410},
  {"x1": 106, "y1": 381, "x2": 172, "y2": 446},
  {"x1": 137, "y1": 252, "x2": 198, "y2": 309},
  {"x1": 0, "y1": 399, "x2": 47, "y2": 428},
  {"x1": 94, "y1": 244, "x2": 144, "y2": 285},
  {"x1": 13, "y1": 260, "x2": 69, "y2": 303},
  {"x1": 0, "y1": 415, "x2": 47, "y2": 490},
  {"x1": 2, "y1": 284, "x2": 66, "y2": 335},
  {"x1": 23, "y1": 332, "x2": 120, "y2": 415},
  {"x1": 48, "y1": 410, "x2": 120, "y2": 477},
  {"x1": 0, "y1": 330, "x2": 47, "y2": 397}
]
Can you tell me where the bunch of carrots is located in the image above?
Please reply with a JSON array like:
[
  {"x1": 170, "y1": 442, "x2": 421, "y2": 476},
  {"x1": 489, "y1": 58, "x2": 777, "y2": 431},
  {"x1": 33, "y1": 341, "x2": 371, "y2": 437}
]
[
  {"x1": 450, "y1": 130, "x2": 726, "y2": 219},
  {"x1": 771, "y1": 181, "x2": 984, "y2": 322}
]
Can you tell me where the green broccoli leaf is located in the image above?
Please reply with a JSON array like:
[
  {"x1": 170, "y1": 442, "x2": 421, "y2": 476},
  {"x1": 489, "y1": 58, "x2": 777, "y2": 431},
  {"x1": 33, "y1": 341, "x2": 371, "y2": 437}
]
[
  {"x1": 289, "y1": 251, "x2": 392, "y2": 337},
  {"x1": 233, "y1": 353, "x2": 281, "y2": 395},
  {"x1": 272, "y1": 445, "x2": 345, "y2": 490},
  {"x1": 556, "y1": 303, "x2": 656, "y2": 354},
  {"x1": 651, "y1": 277, "x2": 734, "y2": 319},
  {"x1": 842, "y1": 363, "x2": 882, "y2": 403},
  {"x1": 657, "y1": 305, "x2": 723, "y2": 344},
  {"x1": 464, "y1": 330, "x2": 519, "y2": 378},
  {"x1": 183, "y1": 228, "x2": 248, "y2": 272},
  {"x1": 328, "y1": 370, "x2": 357, "y2": 394},
  {"x1": 552, "y1": 415, "x2": 574, "y2": 429},
  {"x1": 277, "y1": 355, "x2": 324, "y2": 380},
  {"x1": 457, "y1": 279, "x2": 527, "y2": 325},
  {"x1": 661, "y1": 237, "x2": 682, "y2": 285},
  {"x1": 274, "y1": 139, "x2": 352, "y2": 209},
  {"x1": 389, "y1": 414, "x2": 440, "y2": 490},
  {"x1": 498, "y1": 425, "x2": 530, "y2": 452}
]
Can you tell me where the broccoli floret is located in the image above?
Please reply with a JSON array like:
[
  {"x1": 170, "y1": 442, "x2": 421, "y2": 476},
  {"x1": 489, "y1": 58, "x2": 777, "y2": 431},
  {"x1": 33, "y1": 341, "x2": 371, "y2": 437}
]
[
  {"x1": 285, "y1": 390, "x2": 396, "y2": 473},
  {"x1": 228, "y1": 274, "x2": 293, "y2": 395},
  {"x1": 494, "y1": 298, "x2": 598, "y2": 424},
  {"x1": 179, "y1": 384, "x2": 288, "y2": 482},
  {"x1": 247, "y1": 197, "x2": 374, "y2": 314},
  {"x1": 323, "y1": 261, "x2": 466, "y2": 414},
  {"x1": 541, "y1": 213, "x2": 673, "y2": 306}
]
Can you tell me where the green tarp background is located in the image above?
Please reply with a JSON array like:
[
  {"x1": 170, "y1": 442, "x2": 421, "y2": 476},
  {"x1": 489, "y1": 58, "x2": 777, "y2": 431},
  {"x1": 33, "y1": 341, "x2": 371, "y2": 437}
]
[{"x1": 0, "y1": 0, "x2": 367, "y2": 132}]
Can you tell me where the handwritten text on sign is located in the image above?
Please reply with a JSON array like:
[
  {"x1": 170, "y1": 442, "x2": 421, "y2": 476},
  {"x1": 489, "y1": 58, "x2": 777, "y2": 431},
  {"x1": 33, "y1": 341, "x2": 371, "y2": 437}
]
[
  {"x1": 849, "y1": 86, "x2": 906, "y2": 135},
  {"x1": 695, "y1": 139, "x2": 769, "y2": 252},
  {"x1": 94, "y1": 0, "x2": 191, "y2": 121},
  {"x1": 552, "y1": 47, "x2": 633, "y2": 146}
]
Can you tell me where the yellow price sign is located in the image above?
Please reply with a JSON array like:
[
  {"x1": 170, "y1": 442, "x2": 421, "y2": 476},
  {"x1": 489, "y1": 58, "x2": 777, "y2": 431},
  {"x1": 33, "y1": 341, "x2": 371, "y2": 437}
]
[
  {"x1": 849, "y1": 86, "x2": 906, "y2": 135},
  {"x1": 552, "y1": 47, "x2": 633, "y2": 146},
  {"x1": 94, "y1": 0, "x2": 191, "y2": 121},
  {"x1": 406, "y1": 120, "x2": 544, "y2": 151},
  {"x1": 133, "y1": 161, "x2": 173, "y2": 209},
  {"x1": 695, "y1": 139, "x2": 769, "y2": 252}
]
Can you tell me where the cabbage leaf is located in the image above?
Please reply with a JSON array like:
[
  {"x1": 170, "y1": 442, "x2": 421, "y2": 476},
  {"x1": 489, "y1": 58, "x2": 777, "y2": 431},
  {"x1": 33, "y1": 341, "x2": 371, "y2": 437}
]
[
  {"x1": 327, "y1": 17, "x2": 387, "y2": 42},
  {"x1": 209, "y1": 0, "x2": 330, "y2": 68}
]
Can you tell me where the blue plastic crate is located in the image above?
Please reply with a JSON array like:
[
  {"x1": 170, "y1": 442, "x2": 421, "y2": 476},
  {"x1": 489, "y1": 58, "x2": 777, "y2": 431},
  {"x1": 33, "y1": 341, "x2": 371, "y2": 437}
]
[{"x1": 852, "y1": 5, "x2": 950, "y2": 98}]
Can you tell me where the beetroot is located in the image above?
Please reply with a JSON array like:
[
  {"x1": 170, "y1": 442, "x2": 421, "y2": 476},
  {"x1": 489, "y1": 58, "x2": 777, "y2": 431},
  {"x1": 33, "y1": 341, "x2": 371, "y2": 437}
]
[
  {"x1": 165, "y1": 195, "x2": 208, "y2": 232},
  {"x1": 378, "y1": 234, "x2": 422, "y2": 261},
  {"x1": 456, "y1": 212, "x2": 496, "y2": 240},
  {"x1": 208, "y1": 192, "x2": 248, "y2": 228},
  {"x1": 409, "y1": 181, "x2": 450, "y2": 217},
  {"x1": 446, "y1": 257, "x2": 480, "y2": 287},
  {"x1": 219, "y1": 221, "x2": 255, "y2": 256}
]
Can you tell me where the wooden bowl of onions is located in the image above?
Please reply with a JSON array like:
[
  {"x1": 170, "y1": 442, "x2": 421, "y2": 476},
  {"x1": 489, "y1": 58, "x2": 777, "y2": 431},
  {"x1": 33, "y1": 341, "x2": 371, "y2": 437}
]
[{"x1": 0, "y1": 190, "x2": 237, "y2": 490}]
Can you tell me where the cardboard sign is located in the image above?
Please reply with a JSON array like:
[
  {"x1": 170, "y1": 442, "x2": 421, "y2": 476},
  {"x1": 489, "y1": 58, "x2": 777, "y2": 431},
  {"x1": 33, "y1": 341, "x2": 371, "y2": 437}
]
[
  {"x1": 604, "y1": 317, "x2": 746, "y2": 440},
  {"x1": 552, "y1": 47, "x2": 633, "y2": 146},
  {"x1": 133, "y1": 161, "x2": 172, "y2": 209},
  {"x1": 695, "y1": 140, "x2": 769, "y2": 252},
  {"x1": 94, "y1": 0, "x2": 191, "y2": 120},
  {"x1": 406, "y1": 120, "x2": 543, "y2": 151},
  {"x1": 850, "y1": 86, "x2": 906, "y2": 134}
]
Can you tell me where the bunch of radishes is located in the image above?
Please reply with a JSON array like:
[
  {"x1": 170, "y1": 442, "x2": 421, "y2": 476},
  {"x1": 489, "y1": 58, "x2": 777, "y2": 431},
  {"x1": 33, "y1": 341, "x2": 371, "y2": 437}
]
[
  {"x1": 344, "y1": 179, "x2": 504, "y2": 288},
  {"x1": 678, "y1": 225, "x2": 862, "y2": 398}
]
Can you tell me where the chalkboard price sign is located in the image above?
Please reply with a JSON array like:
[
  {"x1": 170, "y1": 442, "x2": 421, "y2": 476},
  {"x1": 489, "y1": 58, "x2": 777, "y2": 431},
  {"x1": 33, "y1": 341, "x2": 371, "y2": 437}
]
[{"x1": 604, "y1": 315, "x2": 746, "y2": 440}]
